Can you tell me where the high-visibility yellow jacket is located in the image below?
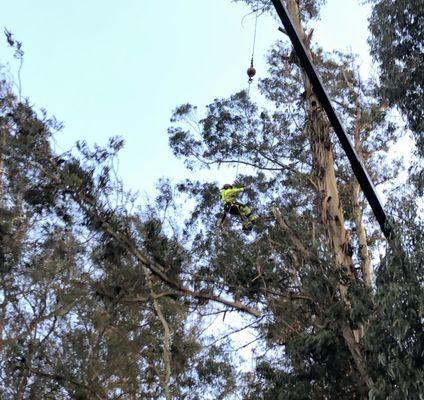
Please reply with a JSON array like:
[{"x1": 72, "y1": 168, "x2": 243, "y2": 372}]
[{"x1": 221, "y1": 187, "x2": 244, "y2": 205}]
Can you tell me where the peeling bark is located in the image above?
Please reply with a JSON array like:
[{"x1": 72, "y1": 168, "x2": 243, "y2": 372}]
[
  {"x1": 352, "y1": 181, "x2": 372, "y2": 286},
  {"x1": 284, "y1": 0, "x2": 373, "y2": 391},
  {"x1": 285, "y1": 0, "x2": 355, "y2": 278}
]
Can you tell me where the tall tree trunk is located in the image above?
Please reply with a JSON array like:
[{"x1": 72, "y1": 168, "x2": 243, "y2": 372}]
[
  {"x1": 0, "y1": 124, "x2": 5, "y2": 203},
  {"x1": 342, "y1": 68, "x2": 372, "y2": 287},
  {"x1": 284, "y1": 0, "x2": 373, "y2": 391},
  {"x1": 352, "y1": 102, "x2": 372, "y2": 287}
]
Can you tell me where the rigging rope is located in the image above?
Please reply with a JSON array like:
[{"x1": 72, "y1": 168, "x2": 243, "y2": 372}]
[
  {"x1": 237, "y1": 3, "x2": 260, "y2": 179},
  {"x1": 251, "y1": 6, "x2": 259, "y2": 65},
  {"x1": 247, "y1": 1, "x2": 260, "y2": 93}
]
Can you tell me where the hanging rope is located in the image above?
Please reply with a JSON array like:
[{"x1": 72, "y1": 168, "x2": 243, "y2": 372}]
[
  {"x1": 237, "y1": 3, "x2": 260, "y2": 179},
  {"x1": 247, "y1": 4, "x2": 259, "y2": 88}
]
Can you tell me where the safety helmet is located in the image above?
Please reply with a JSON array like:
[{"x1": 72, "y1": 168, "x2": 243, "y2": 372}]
[{"x1": 222, "y1": 184, "x2": 232, "y2": 189}]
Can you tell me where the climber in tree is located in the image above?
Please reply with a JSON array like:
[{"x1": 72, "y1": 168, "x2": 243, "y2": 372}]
[{"x1": 219, "y1": 184, "x2": 257, "y2": 231}]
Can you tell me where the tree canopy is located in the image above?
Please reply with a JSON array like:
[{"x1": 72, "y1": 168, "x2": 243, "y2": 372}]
[{"x1": 1, "y1": 1, "x2": 423, "y2": 399}]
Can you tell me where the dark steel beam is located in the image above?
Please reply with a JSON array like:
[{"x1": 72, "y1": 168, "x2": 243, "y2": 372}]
[{"x1": 270, "y1": 0, "x2": 392, "y2": 239}]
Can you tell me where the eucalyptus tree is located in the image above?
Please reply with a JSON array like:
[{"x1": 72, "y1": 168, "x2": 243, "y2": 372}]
[{"x1": 168, "y1": 0, "x2": 405, "y2": 397}]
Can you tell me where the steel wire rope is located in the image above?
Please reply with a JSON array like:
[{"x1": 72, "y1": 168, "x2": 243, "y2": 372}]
[{"x1": 236, "y1": 2, "x2": 260, "y2": 179}]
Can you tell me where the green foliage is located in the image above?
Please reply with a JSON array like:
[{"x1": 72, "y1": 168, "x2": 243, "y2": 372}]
[
  {"x1": 2, "y1": 2, "x2": 422, "y2": 397},
  {"x1": 165, "y1": 1, "x2": 422, "y2": 393},
  {"x1": 368, "y1": 0, "x2": 424, "y2": 154},
  {"x1": 0, "y1": 38, "x2": 238, "y2": 399},
  {"x1": 166, "y1": 35, "x2": 405, "y2": 396},
  {"x1": 365, "y1": 198, "x2": 424, "y2": 399}
]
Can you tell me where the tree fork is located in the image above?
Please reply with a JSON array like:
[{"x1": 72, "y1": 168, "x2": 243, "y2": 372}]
[
  {"x1": 273, "y1": 0, "x2": 373, "y2": 391},
  {"x1": 340, "y1": 66, "x2": 372, "y2": 286}
]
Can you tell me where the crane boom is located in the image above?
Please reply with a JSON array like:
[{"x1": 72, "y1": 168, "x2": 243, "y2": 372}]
[{"x1": 270, "y1": 0, "x2": 392, "y2": 239}]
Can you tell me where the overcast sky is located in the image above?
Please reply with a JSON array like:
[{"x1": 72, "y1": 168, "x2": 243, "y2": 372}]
[{"x1": 1, "y1": 0, "x2": 373, "y2": 197}]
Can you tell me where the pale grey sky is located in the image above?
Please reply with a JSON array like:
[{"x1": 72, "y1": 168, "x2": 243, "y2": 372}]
[{"x1": 1, "y1": 0, "x2": 373, "y2": 195}]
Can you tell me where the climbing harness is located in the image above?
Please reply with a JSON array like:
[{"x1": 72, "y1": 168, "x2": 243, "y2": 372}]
[
  {"x1": 217, "y1": 204, "x2": 274, "y2": 231},
  {"x1": 218, "y1": 186, "x2": 254, "y2": 231},
  {"x1": 217, "y1": 204, "x2": 253, "y2": 231}
]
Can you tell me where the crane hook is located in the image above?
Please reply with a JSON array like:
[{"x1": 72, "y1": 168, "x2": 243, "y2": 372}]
[{"x1": 247, "y1": 57, "x2": 256, "y2": 83}]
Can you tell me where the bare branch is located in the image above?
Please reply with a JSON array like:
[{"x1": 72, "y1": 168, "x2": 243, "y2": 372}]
[
  {"x1": 271, "y1": 207, "x2": 317, "y2": 263},
  {"x1": 144, "y1": 267, "x2": 172, "y2": 400}
]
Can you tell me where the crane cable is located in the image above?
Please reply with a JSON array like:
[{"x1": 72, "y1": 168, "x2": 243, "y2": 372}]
[
  {"x1": 237, "y1": 3, "x2": 259, "y2": 178},
  {"x1": 247, "y1": 4, "x2": 259, "y2": 93}
]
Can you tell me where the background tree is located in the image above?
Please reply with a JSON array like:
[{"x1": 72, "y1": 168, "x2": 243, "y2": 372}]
[
  {"x1": 0, "y1": 37, "x2": 242, "y2": 399},
  {"x1": 364, "y1": 3, "x2": 424, "y2": 395},
  {"x1": 367, "y1": 0, "x2": 424, "y2": 156},
  {"x1": 365, "y1": 194, "x2": 423, "y2": 400}
]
